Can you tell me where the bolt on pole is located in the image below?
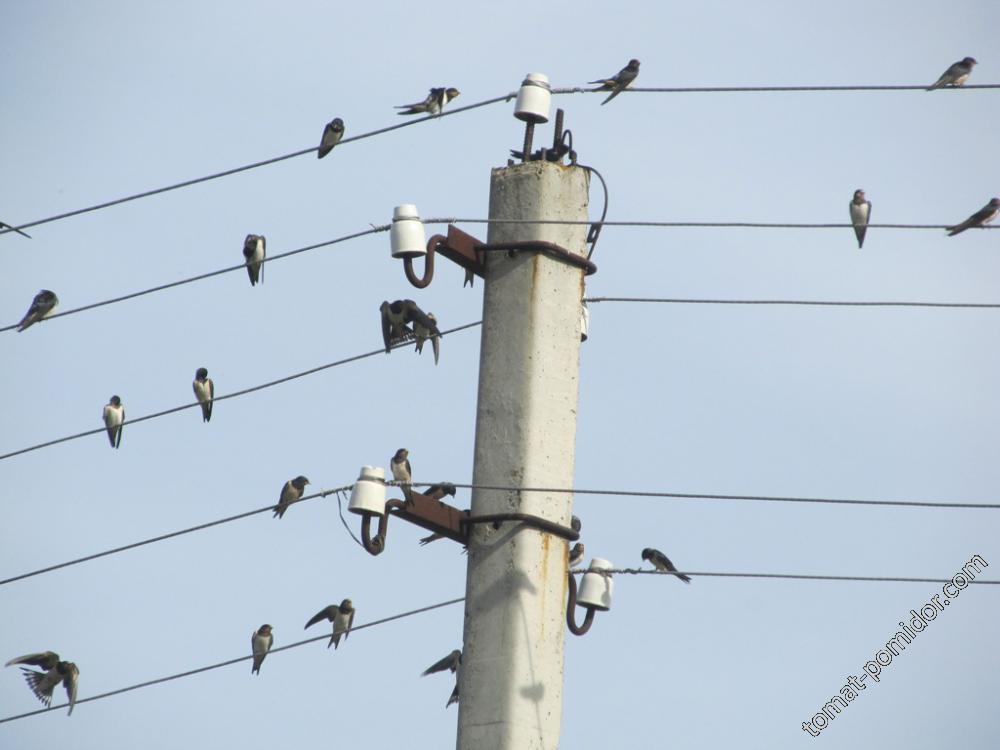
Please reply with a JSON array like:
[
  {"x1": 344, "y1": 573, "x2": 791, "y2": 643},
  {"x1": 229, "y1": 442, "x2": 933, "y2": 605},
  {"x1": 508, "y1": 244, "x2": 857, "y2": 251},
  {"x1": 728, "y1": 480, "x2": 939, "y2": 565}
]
[{"x1": 457, "y1": 160, "x2": 590, "y2": 750}]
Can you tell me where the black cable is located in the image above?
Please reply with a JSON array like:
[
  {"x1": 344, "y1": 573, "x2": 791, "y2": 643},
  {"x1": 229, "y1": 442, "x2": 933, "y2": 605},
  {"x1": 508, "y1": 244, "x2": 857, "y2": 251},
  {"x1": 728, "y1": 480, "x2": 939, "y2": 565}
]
[
  {"x1": 584, "y1": 296, "x2": 1000, "y2": 309},
  {"x1": 575, "y1": 164, "x2": 609, "y2": 260},
  {"x1": 450, "y1": 483, "x2": 1000, "y2": 509},
  {"x1": 553, "y1": 84, "x2": 1000, "y2": 95},
  {"x1": 0, "y1": 596, "x2": 466, "y2": 724},
  {"x1": 572, "y1": 569, "x2": 1000, "y2": 584},
  {"x1": 0, "y1": 321, "x2": 482, "y2": 462},
  {"x1": 0, "y1": 94, "x2": 514, "y2": 238},
  {"x1": 452, "y1": 218, "x2": 996, "y2": 230}
]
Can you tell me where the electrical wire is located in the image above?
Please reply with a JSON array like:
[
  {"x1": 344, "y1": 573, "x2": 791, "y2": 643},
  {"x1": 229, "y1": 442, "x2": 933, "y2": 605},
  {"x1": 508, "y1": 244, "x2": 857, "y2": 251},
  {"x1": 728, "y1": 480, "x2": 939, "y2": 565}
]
[
  {"x1": 584, "y1": 296, "x2": 1000, "y2": 309},
  {"x1": 0, "y1": 596, "x2": 466, "y2": 724},
  {"x1": 553, "y1": 84, "x2": 1000, "y2": 95},
  {"x1": 569, "y1": 569, "x2": 1000, "y2": 585},
  {"x1": 449, "y1": 483, "x2": 1000, "y2": 509},
  {"x1": 0, "y1": 321, "x2": 482, "y2": 462},
  {"x1": 0, "y1": 94, "x2": 515, "y2": 238},
  {"x1": 3, "y1": 480, "x2": 995, "y2": 589},
  {"x1": 0, "y1": 487, "x2": 349, "y2": 586},
  {"x1": 450, "y1": 218, "x2": 997, "y2": 230}
]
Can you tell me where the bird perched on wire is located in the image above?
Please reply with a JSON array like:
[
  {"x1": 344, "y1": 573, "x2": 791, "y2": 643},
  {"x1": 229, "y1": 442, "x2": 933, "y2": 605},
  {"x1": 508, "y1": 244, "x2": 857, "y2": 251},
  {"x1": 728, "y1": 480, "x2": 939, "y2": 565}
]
[
  {"x1": 641, "y1": 547, "x2": 692, "y2": 583},
  {"x1": 5, "y1": 652, "x2": 79, "y2": 715},
  {"x1": 16, "y1": 289, "x2": 58, "y2": 332},
  {"x1": 849, "y1": 189, "x2": 871, "y2": 249},
  {"x1": 391, "y1": 448, "x2": 412, "y2": 486},
  {"x1": 0, "y1": 220, "x2": 31, "y2": 238},
  {"x1": 192, "y1": 367, "x2": 214, "y2": 423},
  {"x1": 243, "y1": 234, "x2": 266, "y2": 286},
  {"x1": 414, "y1": 312, "x2": 441, "y2": 365},
  {"x1": 421, "y1": 649, "x2": 461, "y2": 708},
  {"x1": 927, "y1": 57, "x2": 977, "y2": 90},
  {"x1": 102, "y1": 395, "x2": 125, "y2": 449},
  {"x1": 396, "y1": 87, "x2": 461, "y2": 116},
  {"x1": 380, "y1": 299, "x2": 440, "y2": 354},
  {"x1": 274, "y1": 475, "x2": 310, "y2": 519},
  {"x1": 251, "y1": 624, "x2": 273, "y2": 674},
  {"x1": 589, "y1": 59, "x2": 640, "y2": 105},
  {"x1": 317, "y1": 117, "x2": 345, "y2": 158},
  {"x1": 945, "y1": 198, "x2": 999, "y2": 236},
  {"x1": 305, "y1": 599, "x2": 355, "y2": 649}
]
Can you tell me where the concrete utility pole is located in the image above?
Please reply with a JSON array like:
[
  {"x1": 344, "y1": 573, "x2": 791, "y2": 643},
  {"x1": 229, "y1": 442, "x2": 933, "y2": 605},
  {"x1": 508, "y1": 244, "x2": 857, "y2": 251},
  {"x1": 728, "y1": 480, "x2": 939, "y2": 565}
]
[{"x1": 457, "y1": 160, "x2": 589, "y2": 750}]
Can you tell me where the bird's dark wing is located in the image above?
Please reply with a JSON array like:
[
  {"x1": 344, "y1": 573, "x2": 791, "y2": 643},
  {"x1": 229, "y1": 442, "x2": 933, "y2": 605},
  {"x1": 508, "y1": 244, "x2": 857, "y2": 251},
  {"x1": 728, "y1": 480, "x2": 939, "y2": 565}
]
[
  {"x1": 63, "y1": 664, "x2": 78, "y2": 715},
  {"x1": 305, "y1": 605, "x2": 339, "y2": 629},
  {"x1": 4, "y1": 652, "x2": 59, "y2": 669},
  {"x1": 380, "y1": 301, "x2": 393, "y2": 352}
]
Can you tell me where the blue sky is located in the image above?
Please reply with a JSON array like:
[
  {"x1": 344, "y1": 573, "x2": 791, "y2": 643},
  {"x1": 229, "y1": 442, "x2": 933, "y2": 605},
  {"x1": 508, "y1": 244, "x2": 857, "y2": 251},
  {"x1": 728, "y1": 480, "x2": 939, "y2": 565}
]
[{"x1": 1, "y1": 1, "x2": 997, "y2": 747}]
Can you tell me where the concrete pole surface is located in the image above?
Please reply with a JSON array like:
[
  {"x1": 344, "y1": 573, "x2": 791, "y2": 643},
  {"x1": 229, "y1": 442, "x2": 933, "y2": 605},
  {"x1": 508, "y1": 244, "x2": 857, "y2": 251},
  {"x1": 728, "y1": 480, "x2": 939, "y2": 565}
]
[{"x1": 457, "y1": 160, "x2": 589, "y2": 750}]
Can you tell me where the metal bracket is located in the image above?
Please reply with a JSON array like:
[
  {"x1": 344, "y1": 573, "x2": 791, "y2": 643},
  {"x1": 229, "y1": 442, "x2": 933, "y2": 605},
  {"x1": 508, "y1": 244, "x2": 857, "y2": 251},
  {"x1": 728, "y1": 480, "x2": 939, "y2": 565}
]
[
  {"x1": 460, "y1": 512, "x2": 580, "y2": 541},
  {"x1": 566, "y1": 571, "x2": 597, "y2": 636},
  {"x1": 359, "y1": 488, "x2": 470, "y2": 556}
]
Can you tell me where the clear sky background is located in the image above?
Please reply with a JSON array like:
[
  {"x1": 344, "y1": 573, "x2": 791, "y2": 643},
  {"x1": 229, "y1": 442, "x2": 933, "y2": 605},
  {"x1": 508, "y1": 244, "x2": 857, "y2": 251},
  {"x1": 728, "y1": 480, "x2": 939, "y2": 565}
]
[{"x1": 1, "y1": 1, "x2": 998, "y2": 747}]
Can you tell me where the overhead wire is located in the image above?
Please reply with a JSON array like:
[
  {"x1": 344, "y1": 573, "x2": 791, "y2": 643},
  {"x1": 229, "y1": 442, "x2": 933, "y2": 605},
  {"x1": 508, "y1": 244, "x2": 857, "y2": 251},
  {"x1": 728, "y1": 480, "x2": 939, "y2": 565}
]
[
  {"x1": 3, "y1": 481, "x2": 996, "y2": 588},
  {"x1": 0, "y1": 321, "x2": 483, "y2": 462},
  {"x1": 451, "y1": 218, "x2": 997, "y2": 230},
  {"x1": 569, "y1": 569, "x2": 1000, "y2": 585},
  {"x1": 584, "y1": 296, "x2": 1000, "y2": 309},
  {"x1": 0, "y1": 596, "x2": 466, "y2": 724},
  {"x1": 2, "y1": 82, "x2": 997, "y2": 238}
]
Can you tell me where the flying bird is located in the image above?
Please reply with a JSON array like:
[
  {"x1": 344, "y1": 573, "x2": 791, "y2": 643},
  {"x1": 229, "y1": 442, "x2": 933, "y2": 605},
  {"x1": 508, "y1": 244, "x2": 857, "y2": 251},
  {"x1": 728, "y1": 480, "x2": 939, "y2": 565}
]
[
  {"x1": 274, "y1": 475, "x2": 310, "y2": 519},
  {"x1": 414, "y1": 312, "x2": 441, "y2": 364},
  {"x1": 192, "y1": 367, "x2": 214, "y2": 422},
  {"x1": 243, "y1": 234, "x2": 266, "y2": 286},
  {"x1": 391, "y1": 448, "x2": 412, "y2": 486},
  {"x1": 251, "y1": 624, "x2": 273, "y2": 674},
  {"x1": 849, "y1": 189, "x2": 871, "y2": 249},
  {"x1": 589, "y1": 59, "x2": 640, "y2": 105},
  {"x1": 16, "y1": 289, "x2": 58, "y2": 332},
  {"x1": 380, "y1": 299, "x2": 439, "y2": 353},
  {"x1": 927, "y1": 57, "x2": 977, "y2": 90},
  {"x1": 569, "y1": 542, "x2": 585, "y2": 568},
  {"x1": 317, "y1": 118, "x2": 345, "y2": 158},
  {"x1": 641, "y1": 547, "x2": 691, "y2": 583},
  {"x1": 396, "y1": 87, "x2": 461, "y2": 116},
  {"x1": 946, "y1": 198, "x2": 999, "y2": 236},
  {"x1": 304, "y1": 599, "x2": 355, "y2": 649},
  {"x1": 0, "y1": 220, "x2": 31, "y2": 238},
  {"x1": 103, "y1": 395, "x2": 125, "y2": 449},
  {"x1": 421, "y1": 649, "x2": 461, "y2": 708},
  {"x1": 6, "y1": 652, "x2": 78, "y2": 715}
]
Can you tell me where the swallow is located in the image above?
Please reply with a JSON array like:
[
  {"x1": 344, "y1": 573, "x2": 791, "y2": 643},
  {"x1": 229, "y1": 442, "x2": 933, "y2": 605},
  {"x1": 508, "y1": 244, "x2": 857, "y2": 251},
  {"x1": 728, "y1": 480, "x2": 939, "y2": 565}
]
[
  {"x1": 569, "y1": 542, "x2": 585, "y2": 568},
  {"x1": 849, "y1": 189, "x2": 871, "y2": 249},
  {"x1": 396, "y1": 87, "x2": 461, "y2": 116},
  {"x1": 0, "y1": 220, "x2": 31, "y2": 238},
  {"x1": 192, "y1": 367, "x2": 214, "y2": 422},
  {"x1": 946, "y1": 198, "x2": 1000, "y2": 236},
  {"x1": 421, "y1": 649, "x2": 461, "y2": 676},
  {"x1": 380, "y1": 299, "x2": 439, "y2": 353},
  {"x1": 589, "y1": 59, "x2": 640, "y2": 105},
  {"x1": 641, "y1": 547, "x2": 691, "y2": 583},
  {"x1": 103, "y1": 395, "x2": 125, "y2": 449},
  {"x1": 317, "y1": 118, "x2": 345, "y2": 158},
  {"x1": 274, "y1": 475, "x2": 310, "y2": 519},
  {"x1": 424, "y1": 482, "x2": 457, "y2": 501},
  {"x1": 6, "y1": 652, "x2": 79, "y2": 715},
  {"x1": 304, "y1": 599, "x2": 355, "y2": 649},
  {"x1": 391, "y1": 448, "x2": 412, "y2": 485},
  {"x1": 464, "y1": 268, "x2": 475, "y2": 288},
  {"x1": 251, "y1": 624, "x2": 273, "y2": 674},
  {"x1": 927, "y1": 57, "x2": 977, "y2": 90},
  {"x1": 414, "y1": 312, "x2": 441, "y2": 365},
  {"x1": 16, "y1": 289, "x2": 58, "y2": 332},
  {"x1": 243, "y1": 234, "x2": 266, "y2": 286}
]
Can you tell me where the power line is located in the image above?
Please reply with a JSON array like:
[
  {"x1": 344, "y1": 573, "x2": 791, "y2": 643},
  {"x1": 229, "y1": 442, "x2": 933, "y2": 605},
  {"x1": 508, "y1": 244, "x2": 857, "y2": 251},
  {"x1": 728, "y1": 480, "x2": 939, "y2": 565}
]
[
  {"x1": 450, "y1": 483, "x2": 1000, "y2": 509},
  {"x1": 0, "y1": 596, "x2": 466, "y2": 724},
  {"x1": 584, "y1": 296, "x2": 1000, "y2": 309},
  {"x1": 0, "y1": 225, "x2": 395, "y2": 333},
  {"x1": 4, "y1": 480, "x2": 994, "y2": 589},
  {"x1": 0, "y1": 94, "x2": 514, "y2": 238},
  {"x1": 452, "y1": 218, "x2": 997, "y2": 230},
  {"x1": 554, "y1": 83, "x2": 1000, "y2": 94},
  {"x1": 571, "y1": 568, "x2": 1000, "y2": 585},
  {"x1": 0, "y1": 487, "x2": 349, "y2": 586},
  {"x1": 0, "y1": 321, "x2": 482, "y2": 462}
]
